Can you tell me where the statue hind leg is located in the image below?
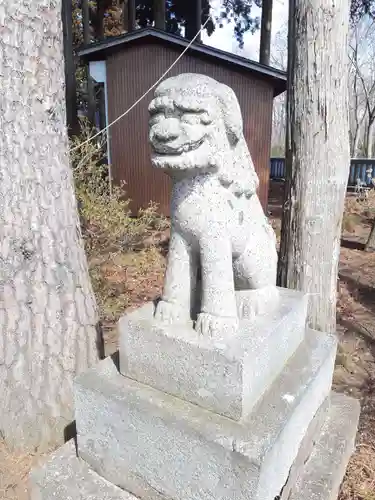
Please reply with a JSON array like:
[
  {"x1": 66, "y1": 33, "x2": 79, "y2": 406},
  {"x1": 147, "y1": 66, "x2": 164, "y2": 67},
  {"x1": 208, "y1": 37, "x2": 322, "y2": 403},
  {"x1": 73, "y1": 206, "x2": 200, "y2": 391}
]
[
  {"x1": 233, "y1": 241, "x2": 277, "y2": 289},
  {"x1": 233, "y1": 232, "x2": 278, "y2": 319}
]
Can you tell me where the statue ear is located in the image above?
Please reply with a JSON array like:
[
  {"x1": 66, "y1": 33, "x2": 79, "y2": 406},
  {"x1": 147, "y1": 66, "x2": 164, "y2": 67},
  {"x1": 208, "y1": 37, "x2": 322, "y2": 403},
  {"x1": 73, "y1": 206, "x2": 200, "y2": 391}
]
[{"x1": 218, "y1": 84, "x2": 243, "y2": 146}]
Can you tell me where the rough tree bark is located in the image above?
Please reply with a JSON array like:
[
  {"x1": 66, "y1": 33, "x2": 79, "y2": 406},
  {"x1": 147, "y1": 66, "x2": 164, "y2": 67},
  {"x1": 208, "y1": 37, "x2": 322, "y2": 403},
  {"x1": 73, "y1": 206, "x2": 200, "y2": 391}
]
[
  {"x1": 259, "y1": 0, "x2": 273, "y2": 65},
  {"x1": 0, "y1": 0, "x2": 100, "y2": 451},
  {"x1": 278, "y1": 0, "x2": 350, "y2": 334}
]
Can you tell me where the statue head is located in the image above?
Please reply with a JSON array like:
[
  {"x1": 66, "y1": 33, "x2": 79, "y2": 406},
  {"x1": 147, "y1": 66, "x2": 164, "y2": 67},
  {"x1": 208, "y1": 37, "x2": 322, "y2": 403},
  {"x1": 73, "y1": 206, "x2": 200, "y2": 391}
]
[{"x1": 148, "y1": 73, "x2": 259, "y2": 196}]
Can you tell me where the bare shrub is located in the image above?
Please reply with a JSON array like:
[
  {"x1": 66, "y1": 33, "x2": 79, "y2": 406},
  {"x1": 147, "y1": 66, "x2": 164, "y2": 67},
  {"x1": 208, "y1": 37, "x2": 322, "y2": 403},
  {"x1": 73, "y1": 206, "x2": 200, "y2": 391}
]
[{"x1": 70, "y1": 120, "x2": 168, "y2": 255}]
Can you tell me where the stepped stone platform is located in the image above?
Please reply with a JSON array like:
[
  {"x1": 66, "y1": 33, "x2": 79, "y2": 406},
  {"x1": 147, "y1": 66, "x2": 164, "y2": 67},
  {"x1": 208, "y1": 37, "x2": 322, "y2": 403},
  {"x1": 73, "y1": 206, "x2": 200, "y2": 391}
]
[
  {"x1": 29, "y1": 288, "x2": 360, "y2": 500},
  {"x1": 29, "y1": 394, "x2": 359, "y2": 500},
  {"x1": 29, "y1": 440, "x2": 135, "y2": 500},
  {"x1": 75, "y1": 327, "x2": 335, "y2": 500},
  {"x1": 288, "y1": 392, "x2": 360, "y2": 500}
]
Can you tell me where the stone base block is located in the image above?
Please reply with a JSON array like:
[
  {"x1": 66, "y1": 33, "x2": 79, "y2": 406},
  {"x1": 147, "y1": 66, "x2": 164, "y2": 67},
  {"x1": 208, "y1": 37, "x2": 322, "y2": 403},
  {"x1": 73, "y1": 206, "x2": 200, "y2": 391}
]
[
  {"x1": 28, "y1": 440, "x2": 135, "y2": 500},
  {"x1": 75, "y1": 329, "x2": 336, "y2": 500},
  {"x1": 288, "y1": 392, "x2": 360, "y2": 500},
  {"x1": 279, "y1": 396, "x2": 330, "y2": 500},
  {"x1": 119, "y1": 287, "x2": 308, "y2": 420}
]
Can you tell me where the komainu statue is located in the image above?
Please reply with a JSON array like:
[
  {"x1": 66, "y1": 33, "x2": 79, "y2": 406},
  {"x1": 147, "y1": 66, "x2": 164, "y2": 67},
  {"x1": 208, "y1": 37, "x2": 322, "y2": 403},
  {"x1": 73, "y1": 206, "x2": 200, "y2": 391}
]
[{"x1": 148, "y1": 73, "x2": 278, "y2": 337}]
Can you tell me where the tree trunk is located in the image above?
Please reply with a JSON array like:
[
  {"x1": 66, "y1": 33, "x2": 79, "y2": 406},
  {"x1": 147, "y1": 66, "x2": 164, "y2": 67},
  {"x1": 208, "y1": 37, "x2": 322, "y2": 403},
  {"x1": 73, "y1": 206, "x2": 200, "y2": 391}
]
[
  {"x1": 278, "y1": 0, "x2": 350, "y2": 334},
  {"x1": 154, "y1": 0, "x2": 166, "y2": 30},
  {"x1": 123, "y1": 0, "x2": 128, "y2": 30},
  {"x1": 62, "y1": 0, "x2": 79, "y2": 137},
  {"x1": 351, "y1": 121, "x2": 362, "y2": 157},
  {"x1": 185, "y1": 0, "x2": 202, "y2": 42},
  {"x1": 127, "y1": 0, "x2": 136, "y2": 32},
  {"x1": 259, "y1": 0, "x2": 273, "y2": 65},
  {"x1": 0, "y1": 0, "x2": 100, "y2": 451},
  {"x1": 82, "y1": 0, "x2": 91, "y2": 44},
  {"x1": 82, "y1": 0, "x2": 96, "y2": 125},
  {"x1": 365, "y1": 119, "x2": 375, "y2": 157},
  {"x1": 96, "y1": 0, "x2": 106, "y2": 39}
]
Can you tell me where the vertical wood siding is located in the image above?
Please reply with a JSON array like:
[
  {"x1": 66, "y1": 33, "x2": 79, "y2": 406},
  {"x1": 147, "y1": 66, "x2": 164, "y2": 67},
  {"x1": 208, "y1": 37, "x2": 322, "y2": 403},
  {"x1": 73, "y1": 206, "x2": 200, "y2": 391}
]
[{"x1": 107, "y1": 41, "x2": 274, "y2": 215}]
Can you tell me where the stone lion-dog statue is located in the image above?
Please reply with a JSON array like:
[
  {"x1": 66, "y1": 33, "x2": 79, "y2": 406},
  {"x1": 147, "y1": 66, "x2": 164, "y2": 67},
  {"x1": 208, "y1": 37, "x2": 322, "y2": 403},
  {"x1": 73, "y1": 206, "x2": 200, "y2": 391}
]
[{"x1": 148, "y1": 73, "x2": 278, "y2": 338}]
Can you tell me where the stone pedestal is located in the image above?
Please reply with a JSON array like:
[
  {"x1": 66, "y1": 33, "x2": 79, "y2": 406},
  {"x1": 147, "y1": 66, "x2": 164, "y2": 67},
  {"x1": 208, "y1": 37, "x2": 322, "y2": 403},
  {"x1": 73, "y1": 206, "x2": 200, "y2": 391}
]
[
  {"x1": 119, "y1": 288, "x2": 308, "y2": 420},
  {"x1": 30, "y1": 288, "x2": 360, "y2": 500}
]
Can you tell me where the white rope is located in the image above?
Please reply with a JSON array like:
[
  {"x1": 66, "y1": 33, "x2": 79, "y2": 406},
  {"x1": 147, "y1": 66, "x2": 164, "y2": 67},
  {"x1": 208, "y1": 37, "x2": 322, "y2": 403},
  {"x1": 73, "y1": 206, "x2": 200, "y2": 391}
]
[{"x1": 70, "y1": 17, "x2": 211, "y2": 153}]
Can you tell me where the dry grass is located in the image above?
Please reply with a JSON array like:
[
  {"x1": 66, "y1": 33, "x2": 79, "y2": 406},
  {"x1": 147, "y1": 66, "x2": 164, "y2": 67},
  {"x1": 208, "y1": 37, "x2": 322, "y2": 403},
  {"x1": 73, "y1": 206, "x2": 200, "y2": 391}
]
[
  {"x1": 339, "y1": 386, "x2": 375, "y2": 500},
  {"x1": 341, "y1": 444, "x2": 375, "y2": 500},
  {"x1": 0, "y1": 441, "x2": 47, "y2": 500},
  {"x1": 92, "y1": 245, "x2": 167, "y2": 355},
  {"x1": 71, "y1": 122, "x2": 169, "y2": 352},
  {"x1": 345, "y1": 190, "x2": 375, "y2": 216}
]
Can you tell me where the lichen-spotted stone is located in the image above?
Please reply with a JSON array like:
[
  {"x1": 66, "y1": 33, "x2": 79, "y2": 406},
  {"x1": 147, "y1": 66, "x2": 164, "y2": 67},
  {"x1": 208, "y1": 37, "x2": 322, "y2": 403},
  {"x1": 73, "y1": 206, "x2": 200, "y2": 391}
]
[{"x1": 148, "y1": 73, "x2": 278, "y2": 338}]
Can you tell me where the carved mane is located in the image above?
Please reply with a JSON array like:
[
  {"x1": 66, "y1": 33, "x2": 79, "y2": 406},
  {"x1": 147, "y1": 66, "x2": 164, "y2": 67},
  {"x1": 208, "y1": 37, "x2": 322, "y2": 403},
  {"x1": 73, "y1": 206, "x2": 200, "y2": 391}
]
[{"x1": 214, "y1": 80, "x2": 260, "y2": 198}]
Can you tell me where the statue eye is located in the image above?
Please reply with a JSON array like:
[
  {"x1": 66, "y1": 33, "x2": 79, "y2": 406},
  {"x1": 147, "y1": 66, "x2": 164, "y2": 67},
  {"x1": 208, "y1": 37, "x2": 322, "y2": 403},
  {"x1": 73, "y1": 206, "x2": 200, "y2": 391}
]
[
  {"x1": 200, "y1": 112, "x2": 212, "y2": 125},
  {"x1": 149, "y1": 113, "x2": 164, "y2": 127},
  {"x1": 181, "y1": 113, "x2": 200, "y2": 125}
]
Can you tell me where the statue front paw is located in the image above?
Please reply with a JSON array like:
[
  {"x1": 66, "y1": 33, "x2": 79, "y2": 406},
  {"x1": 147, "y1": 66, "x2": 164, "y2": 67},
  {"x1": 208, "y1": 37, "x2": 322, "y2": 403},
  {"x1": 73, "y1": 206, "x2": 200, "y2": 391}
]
[
  {"x1": 154, "y1": 300, "x2": 191, "y2": 325},
  {"x1": 195, "y1": 313, "x2": 238, "y2": 338}
]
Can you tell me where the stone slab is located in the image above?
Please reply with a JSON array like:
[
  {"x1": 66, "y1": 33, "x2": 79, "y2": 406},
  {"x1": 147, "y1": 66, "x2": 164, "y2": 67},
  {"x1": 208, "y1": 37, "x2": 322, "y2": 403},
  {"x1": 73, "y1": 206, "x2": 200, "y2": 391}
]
[
  {"x1": 289, "y1": 391, "x2": 360, "y2": 500},
  {"x1": 29, "y1": 440, "x2": 135, "y2": 500},
  {"x1": 75, "y1": 329, "x2": 336, "y2": 500},
  {"x1": 279, "y1": 396, "x2": 331, "y2": 500},
  {"x1": 119, "y1": 287, "x2": 308, "y2": 420}
]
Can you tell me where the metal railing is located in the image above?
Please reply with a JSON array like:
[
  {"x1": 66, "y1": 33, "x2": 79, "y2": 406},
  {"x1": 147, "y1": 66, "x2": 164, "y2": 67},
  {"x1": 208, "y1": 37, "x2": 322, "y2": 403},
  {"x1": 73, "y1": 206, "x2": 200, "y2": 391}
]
[{"x1": 270, "y1": 157, "x2": 375, "y2": 186}]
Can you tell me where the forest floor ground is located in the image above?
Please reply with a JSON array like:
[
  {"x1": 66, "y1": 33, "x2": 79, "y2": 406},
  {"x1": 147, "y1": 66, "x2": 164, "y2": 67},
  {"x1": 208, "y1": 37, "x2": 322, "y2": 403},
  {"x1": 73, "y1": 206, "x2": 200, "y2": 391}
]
[{"x1": 1, "y1": 181, "x2": 375, "y2": 499}]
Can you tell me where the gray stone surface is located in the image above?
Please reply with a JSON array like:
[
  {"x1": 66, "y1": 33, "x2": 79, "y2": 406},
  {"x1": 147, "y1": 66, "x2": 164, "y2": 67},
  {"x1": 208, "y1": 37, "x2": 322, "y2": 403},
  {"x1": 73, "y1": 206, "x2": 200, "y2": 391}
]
[
  {"x1": 149, "y1": 73, "x2": 278, "y2": 338},
  {"x1": 75, "y1": 329, "x2": 337, "y2": 500},
  {"x1": 278, "y1": 397, "x2": 330, "y2": 500},
  {"x1": 119, "y1": 287, "x2": 308, "y2": 420},
  {"x1": 289, "y1": 392, "x2": 360, "y2": 500},
  {"x1": 29, "y1": 440, "x2": 135, "y2": 500}
]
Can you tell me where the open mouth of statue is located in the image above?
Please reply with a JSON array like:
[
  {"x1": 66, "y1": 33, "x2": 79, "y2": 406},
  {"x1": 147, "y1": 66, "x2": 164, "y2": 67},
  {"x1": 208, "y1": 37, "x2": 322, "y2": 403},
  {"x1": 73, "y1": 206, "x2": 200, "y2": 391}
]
[{"x1": 152, "y1": 137, "x2": 205, "y2": 156}]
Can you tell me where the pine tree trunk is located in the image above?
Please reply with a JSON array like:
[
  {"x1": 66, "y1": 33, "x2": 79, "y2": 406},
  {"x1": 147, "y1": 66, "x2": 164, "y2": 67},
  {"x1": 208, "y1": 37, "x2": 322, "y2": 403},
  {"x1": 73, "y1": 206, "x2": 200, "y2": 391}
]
[
  {"x1": 123, "y1": 0, "x2": 129, "y2": 30},
  {"x1": 259, "y1": 0, "x2": 273, "y2": 65},
  {"x1": 96, "y1": 1, "x2": 106, "y2": 40},
  {"x1": 0, "y1": 0, "x2": 99, "y2": 451},
  {"x1": 127, "y1": 0, "x2": 136, "y2": 32},
  {"x1": 278, "y1": 0, "x2": 350, "y2": 334},
  {"x1": 154, "y1": 0, "x2": 166, "y2": 30},
  {"x1": 185, "y1": 0, "x2": 202, "y2": 42}
]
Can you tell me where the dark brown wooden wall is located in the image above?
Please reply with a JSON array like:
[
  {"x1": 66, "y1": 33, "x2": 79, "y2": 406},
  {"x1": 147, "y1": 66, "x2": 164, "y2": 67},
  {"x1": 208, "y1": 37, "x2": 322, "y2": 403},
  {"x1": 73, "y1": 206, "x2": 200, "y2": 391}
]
[{"x1": 107, "y1": 41, "x2": 274, "y2": 215}]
